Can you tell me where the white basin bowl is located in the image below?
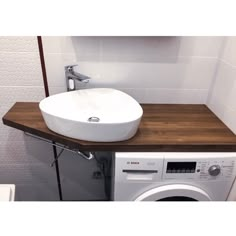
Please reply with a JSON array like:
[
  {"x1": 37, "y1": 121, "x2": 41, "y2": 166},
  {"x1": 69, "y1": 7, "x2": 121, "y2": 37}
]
[{"x1": 39, "y1": 88, "x2": 143, "y2": 142}]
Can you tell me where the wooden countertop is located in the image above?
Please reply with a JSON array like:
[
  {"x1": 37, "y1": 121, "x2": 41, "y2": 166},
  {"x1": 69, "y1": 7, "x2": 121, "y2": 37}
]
[{"x1": 3, "y1": 102, "x2": 236, "y2": 152}]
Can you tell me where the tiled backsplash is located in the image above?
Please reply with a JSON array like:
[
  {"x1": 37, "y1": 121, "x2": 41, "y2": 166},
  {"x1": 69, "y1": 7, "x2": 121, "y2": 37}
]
[
  {"x1": 43, "y1": 36, "x2": 223, "y2": 104},
  {"x1": 207, "y1": 37, "x2": 236, "y2": 134}
]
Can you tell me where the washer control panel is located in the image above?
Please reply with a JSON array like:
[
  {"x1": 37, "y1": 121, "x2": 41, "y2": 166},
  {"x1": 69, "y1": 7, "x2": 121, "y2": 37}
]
[
  {"x1": 197, "y1": 159, "x2": 235, "y2": 180},
  {"x1": 163, "y1": 158, "x2": 235, "y2": 180}
]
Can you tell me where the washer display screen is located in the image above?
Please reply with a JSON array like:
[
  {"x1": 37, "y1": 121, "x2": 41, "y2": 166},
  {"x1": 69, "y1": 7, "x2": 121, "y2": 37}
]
[{"x1": 166, "y1": 162, "x2": 196, "y2": 173}]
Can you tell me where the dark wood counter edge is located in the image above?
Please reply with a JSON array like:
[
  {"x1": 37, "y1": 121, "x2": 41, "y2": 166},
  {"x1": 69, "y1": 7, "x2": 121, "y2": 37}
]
[
  {"x1": 3, "y1": 102, "x2": 236, "y2": 152},
  {"x1": 3, "y1": 115, "x2": 236, "y2": 152}
]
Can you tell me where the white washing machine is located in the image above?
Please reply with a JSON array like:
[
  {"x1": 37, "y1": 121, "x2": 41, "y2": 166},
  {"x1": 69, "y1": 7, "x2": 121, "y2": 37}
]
[{"x1": 112, "y1": 152, "x2": 236, "y2": 201}]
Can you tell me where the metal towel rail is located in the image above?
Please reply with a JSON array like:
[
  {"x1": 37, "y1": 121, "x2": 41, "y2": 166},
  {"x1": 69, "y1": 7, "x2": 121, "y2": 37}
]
[{"x1": 24, "y1": 132, "x2": 94, "y2": 164}]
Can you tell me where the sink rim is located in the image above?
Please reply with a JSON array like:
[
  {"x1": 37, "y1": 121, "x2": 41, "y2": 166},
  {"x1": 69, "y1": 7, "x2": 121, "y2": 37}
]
[{"x1": 39, "y1": 88, "x2": 143, "y2": 125}]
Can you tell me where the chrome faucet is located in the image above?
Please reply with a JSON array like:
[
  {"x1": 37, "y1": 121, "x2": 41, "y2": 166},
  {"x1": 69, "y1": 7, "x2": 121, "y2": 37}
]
[{"x1": 65, "y1": 64, "x2": 90, "y2": 91}]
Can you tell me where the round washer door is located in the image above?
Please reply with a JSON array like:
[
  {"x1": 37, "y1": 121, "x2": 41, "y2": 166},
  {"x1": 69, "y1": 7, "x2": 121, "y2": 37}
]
[{"x1": 134, "y1": 184, "x2": 212, "y2": 201}]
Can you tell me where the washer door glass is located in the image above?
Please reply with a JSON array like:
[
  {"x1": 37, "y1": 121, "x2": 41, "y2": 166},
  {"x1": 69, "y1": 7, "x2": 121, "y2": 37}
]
[
  {"x1": 158, "y1": 196, "x2": 197, "y2": 201},
  {"x1": 134, "y1": 184, "x2": 212, "y2": 201}
]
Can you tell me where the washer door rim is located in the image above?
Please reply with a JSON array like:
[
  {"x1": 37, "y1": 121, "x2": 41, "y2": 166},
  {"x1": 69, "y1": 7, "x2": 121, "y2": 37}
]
[{"x1": 134, "y1": 184, "x2": 212, "y2": 201}]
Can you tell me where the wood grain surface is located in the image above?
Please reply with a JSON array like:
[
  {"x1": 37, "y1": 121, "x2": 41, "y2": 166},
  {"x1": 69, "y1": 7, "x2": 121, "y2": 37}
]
[{"x1": 2, "y1": 102, "x2": 236, "y2": 152}]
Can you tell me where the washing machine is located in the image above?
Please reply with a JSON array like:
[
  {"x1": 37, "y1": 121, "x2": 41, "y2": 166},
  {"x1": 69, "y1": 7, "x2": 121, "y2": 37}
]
[{"x1": 112, "y1": 152, "x2": 236, "y2": 201}]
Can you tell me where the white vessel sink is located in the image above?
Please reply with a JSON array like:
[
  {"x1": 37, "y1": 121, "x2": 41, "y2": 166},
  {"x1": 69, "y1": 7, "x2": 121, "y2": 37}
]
[{"x1": 39, "y1": 88, "x2": 143, "y2": 142}]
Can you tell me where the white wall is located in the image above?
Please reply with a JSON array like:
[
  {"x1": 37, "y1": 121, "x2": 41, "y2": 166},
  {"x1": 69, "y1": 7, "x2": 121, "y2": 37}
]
[
  {"x1": 42, "y1": 36, "x2": 223, "y2": 104},
  {"x1": 0, "y1": 36, "x2": 59, "y2": 200},
  {"x1": 207, "y1": 37, "x2": 236, "y2": 134},
  {"x1": 0, "y1": 36, "x2": 106, "y2": 200}
]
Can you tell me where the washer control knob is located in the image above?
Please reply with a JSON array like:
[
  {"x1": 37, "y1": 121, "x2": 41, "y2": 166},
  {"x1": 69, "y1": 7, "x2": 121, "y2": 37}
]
[{"x1": 208, "y1": 165, "x2": 221, "y2": 176}]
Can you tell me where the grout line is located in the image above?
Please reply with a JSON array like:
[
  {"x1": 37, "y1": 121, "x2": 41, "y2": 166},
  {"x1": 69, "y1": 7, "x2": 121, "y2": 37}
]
[
  {"x1": 40, "y1": 53, "x2": 219, "y2": 60},
  {"x1": 206, "y1": 37, "x2": 227, "y2": 105},
  {"x1": 219, "y1": 58, "x2": 236, "y2": 69},
  {"x1": 0, "y1": 51, "x2": 39, "y2": 54},
  {"x1": 0, "y1": 86, "x2": 44, "y2": 88}
]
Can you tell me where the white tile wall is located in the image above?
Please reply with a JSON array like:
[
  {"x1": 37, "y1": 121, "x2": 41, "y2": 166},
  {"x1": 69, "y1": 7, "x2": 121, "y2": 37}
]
[
  {"x1": 221, "y1": 37, "x2": 236, "y2": 66},
  {"x1": 94, "y1": 59, "x2": 216, "y2": 90},
  {"x1": 0, "y1": 52, "x2": 43, "y2": 86},
  {"x1": 178, "y1": 37, "x2": 223, "y2": 58},
  {"x1": 0, "y1": 106, "x2": 25, "y2": 141},
  {"x1": 118, "y1": 88, "x2": 209, "y2": 104},
  {"x1": 0, "y1": 36, "x2": 59, "y2": 200},
  {"x1": 0, "y1": 87, "x2": 45, "y2": 107},
  {"x1": 0, "y1": 37, "x2": 39, "y2": 52},
  {"x1": 99, "y1": 37, "x2": 179, "y2": 62},
  {"x1": 208, "y1": 38, "x2": 236, "y2": 201},
  {"x1": 44, "y1": 58, "x2": 217, "y2": 90},
  {"x1": 0, "y1": 140, "x2": 53, "y2": 164},
  {"x1": 207, "y1": 37, "x2": 236, "y2": 135},
  {"x1": 43, "y1": 36, "x2": 223, "y2": 60},
  {"x1": 0, "y1": 163, "x2": 56, "y2": 185},
  {"x1": 43, "y1": 53, "x2": 77, "y2": 88},
  {"x1": 43, "y1": 36, "x2": 223, "y2": 104}
]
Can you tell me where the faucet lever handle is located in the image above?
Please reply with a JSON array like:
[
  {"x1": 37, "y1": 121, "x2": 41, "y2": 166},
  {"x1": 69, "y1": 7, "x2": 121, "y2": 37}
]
[{"x1": 65, "y1": 64, "x2": 78, "y2": 72}]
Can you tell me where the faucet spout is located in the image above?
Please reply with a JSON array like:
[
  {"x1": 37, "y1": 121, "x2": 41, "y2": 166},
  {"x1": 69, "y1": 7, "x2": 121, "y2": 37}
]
[
  {"x1": 65, "y1": 65, "x2": 91, "y2": 91},
  {"x1": 70, "y1": 71, "x2": 90, "y2": 83}
]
